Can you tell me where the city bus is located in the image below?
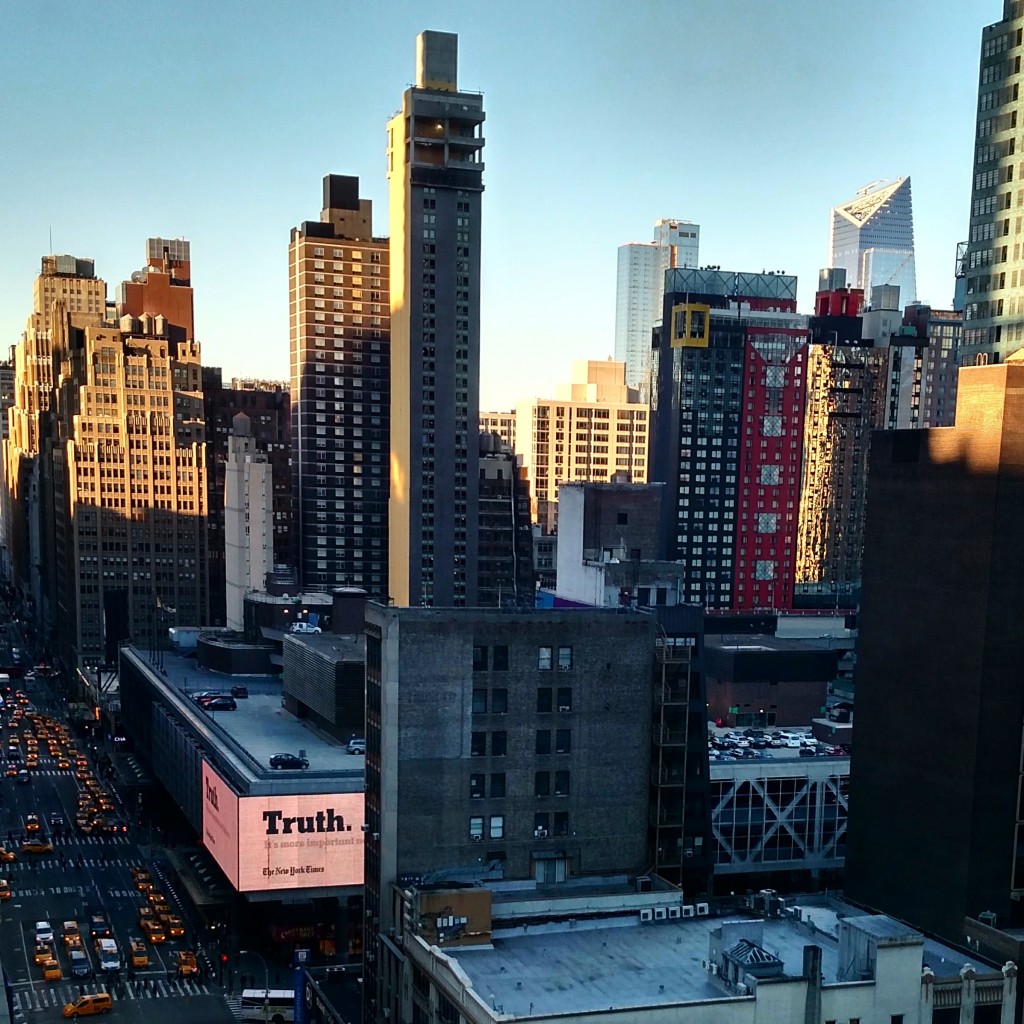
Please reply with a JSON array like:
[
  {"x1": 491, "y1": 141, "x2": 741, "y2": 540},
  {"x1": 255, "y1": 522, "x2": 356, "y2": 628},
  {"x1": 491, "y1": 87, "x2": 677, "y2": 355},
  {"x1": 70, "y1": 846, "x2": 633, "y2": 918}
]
[{"x1": 239, "y1": 989, "x2": 295, "y2": 1024}]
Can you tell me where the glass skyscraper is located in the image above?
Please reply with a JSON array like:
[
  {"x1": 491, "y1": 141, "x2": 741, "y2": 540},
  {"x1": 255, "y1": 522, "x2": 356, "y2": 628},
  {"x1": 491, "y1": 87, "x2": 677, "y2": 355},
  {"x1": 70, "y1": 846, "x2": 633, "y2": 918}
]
[{"x1": 829, "y1": 177, "x2": 917, "y2": 309}]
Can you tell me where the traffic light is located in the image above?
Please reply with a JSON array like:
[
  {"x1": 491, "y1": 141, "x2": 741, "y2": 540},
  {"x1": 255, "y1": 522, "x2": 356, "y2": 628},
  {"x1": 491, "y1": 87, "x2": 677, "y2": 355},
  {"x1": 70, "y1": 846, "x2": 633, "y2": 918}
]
[{"x1": 221, "y1": 954, "x2": 228, "y2": 964}]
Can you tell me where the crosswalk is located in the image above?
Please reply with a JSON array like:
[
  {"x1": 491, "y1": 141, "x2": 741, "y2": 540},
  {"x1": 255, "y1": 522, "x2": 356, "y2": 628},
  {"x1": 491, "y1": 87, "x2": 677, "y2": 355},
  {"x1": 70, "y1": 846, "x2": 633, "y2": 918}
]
[
  {"x1": 10, "y1": 975, "x2": 216, "y2": 1013},
  {"x1": 3, "y1": 834, "x2": 132, "y2": 848},
  {"x1": 226, "y1": 995, "x2": 244, "y2": 1020}
]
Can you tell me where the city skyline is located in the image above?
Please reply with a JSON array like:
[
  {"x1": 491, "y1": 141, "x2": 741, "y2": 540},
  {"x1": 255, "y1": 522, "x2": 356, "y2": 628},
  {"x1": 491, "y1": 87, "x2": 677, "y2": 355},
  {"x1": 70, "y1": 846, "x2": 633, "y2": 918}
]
[{"x1": 0, "y1": 0, "x2": 986, "y2": 409}]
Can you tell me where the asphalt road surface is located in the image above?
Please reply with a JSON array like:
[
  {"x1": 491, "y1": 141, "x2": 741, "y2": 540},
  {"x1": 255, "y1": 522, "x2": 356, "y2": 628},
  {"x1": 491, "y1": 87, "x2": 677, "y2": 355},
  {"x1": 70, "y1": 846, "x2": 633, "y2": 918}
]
[{"x1": 0, "y1": 700, "x2": 236, "y2": 1024}]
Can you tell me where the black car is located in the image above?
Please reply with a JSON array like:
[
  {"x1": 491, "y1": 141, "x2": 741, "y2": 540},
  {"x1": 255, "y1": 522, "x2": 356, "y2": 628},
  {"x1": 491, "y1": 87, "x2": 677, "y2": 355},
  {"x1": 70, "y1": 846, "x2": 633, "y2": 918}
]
[
  {"x1": 269, "y1": 753, "x2": 309, "y2": 770},
  {"x1": 230, "y1": 686, "x2": 249, "y2": 699},
  {"x1": 799, "y1": 747, "x2": 817, "y2": 757},
  {"x1": 104, "y1": 818, "x2": 129, "y2": 834},
  {"x1": 202, "y1": 697, "x2": 237, "y2": 711},
  {"x1": 48, "y1": 812, "x2": 65, "y2": 829}
]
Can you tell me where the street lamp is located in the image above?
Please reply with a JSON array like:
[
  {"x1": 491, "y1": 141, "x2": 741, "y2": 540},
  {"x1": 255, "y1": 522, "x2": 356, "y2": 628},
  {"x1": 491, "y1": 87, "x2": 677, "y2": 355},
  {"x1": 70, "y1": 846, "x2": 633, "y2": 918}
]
[{"x1": 239, "y1": 949, "x2": 270, "y2": 1020}]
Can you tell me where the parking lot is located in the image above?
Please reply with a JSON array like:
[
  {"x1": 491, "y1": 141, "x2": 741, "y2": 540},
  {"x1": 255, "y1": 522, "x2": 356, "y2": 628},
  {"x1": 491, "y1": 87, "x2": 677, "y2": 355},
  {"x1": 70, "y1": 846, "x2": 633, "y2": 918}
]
[{"x1": 709, "y1": 726, "x2": 850, "y2": 762}]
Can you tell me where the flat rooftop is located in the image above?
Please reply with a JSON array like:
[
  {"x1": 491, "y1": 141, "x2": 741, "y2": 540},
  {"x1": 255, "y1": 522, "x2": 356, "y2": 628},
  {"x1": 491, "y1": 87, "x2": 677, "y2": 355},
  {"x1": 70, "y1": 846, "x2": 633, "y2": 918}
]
[
  {"x1": 446, "y1": 897, "x2": 990, "y2": 1017},
  {"x1": 123, "y1": 645, "x2": 363, "y2": 794}
]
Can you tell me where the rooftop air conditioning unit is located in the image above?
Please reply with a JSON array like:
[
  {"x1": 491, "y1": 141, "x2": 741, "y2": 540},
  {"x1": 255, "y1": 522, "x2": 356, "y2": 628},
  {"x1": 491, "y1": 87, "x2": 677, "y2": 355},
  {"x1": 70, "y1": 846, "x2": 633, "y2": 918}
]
[
  {"x1": 639, "y1": 909, "x2": 654, "y2": 923},
  {"x1": 701, "y1": 960, "x2": 711, "y2": 971},
  {"x1": 654, "y1": 907, "x2": 668, "y2": 921},
  {"x1": 558, "y1": 706, "x2": 571, "y2": 712},
  {"x1": 709, "y1": 963, "x2": 719, "y2": 976},
  {"x1": 682, "y1": 905, "x2": 696, "y2": 919},
  {"x1": 534, "y1": 828, "x2": 548, "y2": 838},
  {"x1": 668, "y1": 906, "x2": 681, "y2": 920},
  {"x1": 696, "y1": 902, "x2": 710, "y2": 917},
  {"x1": 735, "y1": 983, "x2": 748, "y2": 996}
]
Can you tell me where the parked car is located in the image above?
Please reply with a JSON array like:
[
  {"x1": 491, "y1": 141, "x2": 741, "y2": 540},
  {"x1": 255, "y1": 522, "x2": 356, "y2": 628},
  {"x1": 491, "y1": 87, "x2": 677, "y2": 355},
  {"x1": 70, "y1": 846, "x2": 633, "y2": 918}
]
[
  {"x1": 347, "y1": 737, "x2": 366, "y2": 755},
  {"x1": 289, "y1": 622, "x2": 322, "y2": 634},
  {"x1": 750, "y1": 738, "x2": 769, "y2": 750},
  {"x1": 799, "y1": 747, "x2": 817, "y2": 757},
  {"x1": 269, "y1": 753, "x2": 309, "y2": 770},
  {"x1": 202, "y1": 697, "x2": 237, "y2": 712},
  {"x1": 230, "y1": 686, "x2": 248, "y2": 699}
]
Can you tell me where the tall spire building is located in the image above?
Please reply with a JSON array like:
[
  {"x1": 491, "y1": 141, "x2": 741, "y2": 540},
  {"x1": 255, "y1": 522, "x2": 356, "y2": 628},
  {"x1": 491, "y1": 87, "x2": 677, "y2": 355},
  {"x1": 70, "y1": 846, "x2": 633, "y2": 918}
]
[
  {"x1": 829, "y1": 178, "x2": 916, "y2": 308},
  {"x1": 961, "y1": 1, "x2": 1024, "y2": 365},
  {"x1": 387, "y1": 31, "x2": 485, "y2": 607}
]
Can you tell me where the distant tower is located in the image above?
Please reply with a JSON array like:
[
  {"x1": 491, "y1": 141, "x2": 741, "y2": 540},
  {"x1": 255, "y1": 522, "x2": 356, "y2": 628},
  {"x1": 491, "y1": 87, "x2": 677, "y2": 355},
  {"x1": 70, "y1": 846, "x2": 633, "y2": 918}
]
[
  {"x1": 960, "y1": 1, "x2": 1024, "y2": 365},
  {"x1": 387, "y1": 31, "x2": 485, "y2": 607},
  {"x1": 615, "y1": 220, "x2": 700, "y2": 390},
  {"x1": 829, "y1": 178, "x2": 916, "y2": 307}
]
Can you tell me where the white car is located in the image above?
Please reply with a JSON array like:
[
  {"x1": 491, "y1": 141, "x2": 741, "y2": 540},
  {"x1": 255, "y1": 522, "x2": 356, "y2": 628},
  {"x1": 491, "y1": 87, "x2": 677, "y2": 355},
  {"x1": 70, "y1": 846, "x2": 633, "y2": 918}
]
[
  {"x1": 289, "y1": 622, "x2": 322, "y2": 635},
  {"x1": 347, "y1": 738, "x2": 366, "y2": 755},
  {"x1": 34, "y1": 920, "x2": 54, "y2": 943}
]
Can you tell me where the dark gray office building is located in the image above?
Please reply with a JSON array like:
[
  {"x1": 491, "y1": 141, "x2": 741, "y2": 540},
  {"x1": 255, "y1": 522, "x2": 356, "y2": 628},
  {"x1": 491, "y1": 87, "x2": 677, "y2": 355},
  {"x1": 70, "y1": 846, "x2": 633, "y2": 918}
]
[{"x1": 846, "y1": 355, "x2": 1024, "y2": 948}]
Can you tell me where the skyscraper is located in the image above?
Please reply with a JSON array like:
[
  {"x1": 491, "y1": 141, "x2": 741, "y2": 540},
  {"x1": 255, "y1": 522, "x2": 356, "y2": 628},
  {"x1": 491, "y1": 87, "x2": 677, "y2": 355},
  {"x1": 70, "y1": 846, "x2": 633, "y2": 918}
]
[
  {"x1": 829, "y1": 178, "x2": 916, "y2": 307},
  {"x1": 289, "y1": 175, "x2": 390, "y2": 598},
  {"x1": 615, "y1": 219, "x2": 700, "y2": 390},
  {"x1": 46, "y1": 240, "x2": 208, "y2": 668},
  {"x1": 387, "y1": 31, "x2": 484, "y2": 607},
  {"x1": 650, "y1": 268, "x2": 807, "y2": 612},
  {"x1": 846, "y1": 351, "x2": 1024, "y2": 946},
  {"x1": 960, "y1": 1, "x2": 1024, "y2": 365}
]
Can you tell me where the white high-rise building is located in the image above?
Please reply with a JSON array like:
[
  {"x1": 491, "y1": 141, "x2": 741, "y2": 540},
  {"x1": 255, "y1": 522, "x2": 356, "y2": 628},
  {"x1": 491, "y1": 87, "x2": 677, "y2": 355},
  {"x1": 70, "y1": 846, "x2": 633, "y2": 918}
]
[
  {"x1": 614, "y1": 219, "x2": 700, "y2": 390},
  {"x1": 224, "y1": 412, "x2": 273, "y2": 632}
]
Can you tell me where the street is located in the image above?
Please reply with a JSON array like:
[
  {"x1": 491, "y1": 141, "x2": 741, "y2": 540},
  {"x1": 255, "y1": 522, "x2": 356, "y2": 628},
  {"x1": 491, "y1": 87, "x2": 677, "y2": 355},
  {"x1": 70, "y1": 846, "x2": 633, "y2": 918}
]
[{"x1": 0, "y1": 690, "x2": 236, "y2": 1023}]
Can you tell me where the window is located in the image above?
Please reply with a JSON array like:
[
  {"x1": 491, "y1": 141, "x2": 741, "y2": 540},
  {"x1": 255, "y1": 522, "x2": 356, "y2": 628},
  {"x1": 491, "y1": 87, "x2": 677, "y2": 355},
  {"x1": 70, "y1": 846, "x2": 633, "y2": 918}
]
[
  {"x1": 534, "y1": 812, "x2": 550, "y2": 834},
  {"x1": 469, "y1": 816, "x2": 484, "y2": 839},
  {"x1": 554, "y1": 811, "x2": 569, "y2": 836},
  {"x1": 535, "y1": 771, "x2": 550, "y2": 797},
  {"x1": 557, "y1": 687, "x2": 572, "y2": 712},
  {"x1": 537, "y1": 687, "x2": 553, "y2": 713},
  {"x1": 489, "y1": 815, "x2": 505, "y2": 839},
  {"x1": 536, "y1": 730, "x2": 551, "y2": 755},
  {"x1": 471, "y1": 732, "x2": 486, "y2": 756},
  {"x1": 491, "y1": 688, "x2": 508, "y2": 714},
  {"x1": 555, "y1": 729, "x2": 572, "y2": 754},
  {"x1": 492, "y1": 645, "x2": 509, "y2": 671},
  {"x1": 890, "y1": 1016, "x2": 903, "y2": 1024},
  {"x1": 490, "y1": 773, "x2": 506, "y2": 798},
  {"x1": 616, "y1": 511, "x2": 628, "y2": 525},
  {"x1": 472, "y1": 689, "x2": 488, "y2": 714},
  {"x1": 491, "y1": 731, "x2": 507, "y2": 756},
  {"x1": 557, "y1": 646, "x2": 573, "y2": 670},
  {"x1": 470, "y1": 774, "x2": 485, "y2": 799},
  {"x1": 538, "y1": 646, "x2": 553, "y2": 670},
  {"x1": 554, "y1": 770, "x2": 570, "y2": 796},
  {"x1": 473, "y1": 645, "x2": 488, "y2": 671}
]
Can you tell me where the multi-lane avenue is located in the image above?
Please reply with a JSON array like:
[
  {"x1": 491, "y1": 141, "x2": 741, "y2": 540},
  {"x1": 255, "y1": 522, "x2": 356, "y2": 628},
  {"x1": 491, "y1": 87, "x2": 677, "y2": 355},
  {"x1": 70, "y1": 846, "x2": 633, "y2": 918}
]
[{"x1": 0, "y1": 686, "x2": 235, "y2": 1023}]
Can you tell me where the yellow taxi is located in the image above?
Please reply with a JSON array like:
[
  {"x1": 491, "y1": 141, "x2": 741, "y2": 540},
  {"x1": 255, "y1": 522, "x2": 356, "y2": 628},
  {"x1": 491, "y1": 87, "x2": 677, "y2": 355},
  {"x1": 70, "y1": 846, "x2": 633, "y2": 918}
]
[
  {"x1": 25, "y1": 813, "x2": 40, "y2": 833},
  {"x1": 0, "y1": 847, "x2": 15, "y2": 863},
  {"x1": 33, "y1": 943, "x2": 52, "y2": 965},
  {"x1": 132, "y1": 869, "x2": 154, "y2": 893},
  {"x1": 57, "y1": 757, "x2": 71, "y2": 770},
  {"x1": 129, "y1": 938, "x2": 149, "y2": 968},
  {"x1": 41, "y1": 958, "x2": 61, "y2": 982},
  {"x1": 0, "y1": 879, "x2": 11, "y2": 901},
  {"x1": 4, "y1": 764, "x2": 16, "y2": 778},
  {"x1": 161, "y1": 914, "x2": 185, "y2": 938},
  {"x1": 140, "y1": 917, "x2": 166, "y2": 944},
  {"x1": 175, "y1": 950, "x2": 199, "y2": 977},
  {"x1": 22, "y1": 838, "x2": 54, "y2": 855},
  {"x1": 63, "y1": 921, "x2": 81, "y2": 947}
]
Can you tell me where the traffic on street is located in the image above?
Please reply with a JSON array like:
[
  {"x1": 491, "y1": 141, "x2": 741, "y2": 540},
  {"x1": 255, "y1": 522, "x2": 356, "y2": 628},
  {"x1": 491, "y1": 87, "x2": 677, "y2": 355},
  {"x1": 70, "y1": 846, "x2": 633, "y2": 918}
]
[{"x1": 0, "y1": 676, "x2": 236, "y2": 1023}]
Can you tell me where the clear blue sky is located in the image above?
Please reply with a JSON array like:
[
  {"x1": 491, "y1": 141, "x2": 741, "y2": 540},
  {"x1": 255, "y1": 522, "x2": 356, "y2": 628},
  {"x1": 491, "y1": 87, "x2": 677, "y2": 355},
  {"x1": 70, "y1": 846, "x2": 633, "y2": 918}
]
[{"x1": 0, "y1": 0, "x2": 991, "y2": 409}]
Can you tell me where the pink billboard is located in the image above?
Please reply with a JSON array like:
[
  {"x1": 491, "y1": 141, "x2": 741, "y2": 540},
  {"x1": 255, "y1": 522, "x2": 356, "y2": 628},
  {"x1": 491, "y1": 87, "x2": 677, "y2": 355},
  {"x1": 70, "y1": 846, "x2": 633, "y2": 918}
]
[
  {"x1": 202, "y1": 760, "x2": 240, "y2": 887},
  {"x1": 201, "y1": 760, "x2": 364, "y2": 892}
]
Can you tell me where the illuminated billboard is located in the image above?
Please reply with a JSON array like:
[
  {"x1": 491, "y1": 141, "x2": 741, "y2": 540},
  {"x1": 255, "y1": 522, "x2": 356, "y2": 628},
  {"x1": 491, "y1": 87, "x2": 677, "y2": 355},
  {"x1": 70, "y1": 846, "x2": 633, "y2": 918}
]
[
  {"x1": 202, "y1": 760, "x2": 240, "y2": 886},
  {"x1": 201, "y1": 760, "x2": 364, "y2": 892}
]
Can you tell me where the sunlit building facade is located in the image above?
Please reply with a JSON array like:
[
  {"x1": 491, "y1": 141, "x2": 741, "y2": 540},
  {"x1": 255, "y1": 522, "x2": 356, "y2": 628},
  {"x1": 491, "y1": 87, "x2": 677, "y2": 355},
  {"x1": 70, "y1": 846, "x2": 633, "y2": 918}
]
[
  {"x1": 960, "y1": 0, "x2": 1024, "y2": 365},
  {"x1": 515, "y1": 361, "x2": 648, "y2": 534}
]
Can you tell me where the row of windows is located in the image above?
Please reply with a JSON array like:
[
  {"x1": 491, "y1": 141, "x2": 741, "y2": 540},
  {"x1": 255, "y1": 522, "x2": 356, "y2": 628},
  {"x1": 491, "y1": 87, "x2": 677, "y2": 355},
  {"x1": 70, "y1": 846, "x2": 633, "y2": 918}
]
[
  {"x1": 472, "y1": 687, "x2": 573, "y2": 715},
  {"x1": 471, "y1": 730, "x2": 572, "y2": 756},
  {"x1": 467, "y1": 811, "x2": 572, "y2": 840}
]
